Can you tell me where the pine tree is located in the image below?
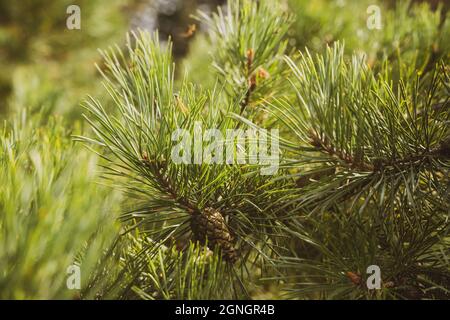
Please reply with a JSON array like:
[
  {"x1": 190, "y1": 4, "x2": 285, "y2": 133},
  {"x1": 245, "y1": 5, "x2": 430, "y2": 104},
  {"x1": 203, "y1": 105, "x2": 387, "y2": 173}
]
[
  {"x1": 1, "y1": 0, "x2": 449, "y2": 300},
  {"x1": 77, "y1": 0, "x2": 449, "y2": 299}
]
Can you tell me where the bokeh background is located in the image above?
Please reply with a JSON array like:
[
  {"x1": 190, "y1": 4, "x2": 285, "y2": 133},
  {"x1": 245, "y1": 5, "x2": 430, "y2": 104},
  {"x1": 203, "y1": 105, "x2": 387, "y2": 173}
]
[
  {"x1": 0, "y1": 0, "x2": 448, "y2": 119},
  {"x1": 0, "y1": 0, "x2": 449, "y2": 300}
]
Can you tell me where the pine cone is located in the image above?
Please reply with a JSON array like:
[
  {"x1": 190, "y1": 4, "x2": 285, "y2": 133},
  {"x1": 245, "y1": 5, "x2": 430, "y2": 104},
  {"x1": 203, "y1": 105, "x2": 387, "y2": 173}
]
[{"x1": 190, "y1": 207, "x2": 238, "y2": 263}]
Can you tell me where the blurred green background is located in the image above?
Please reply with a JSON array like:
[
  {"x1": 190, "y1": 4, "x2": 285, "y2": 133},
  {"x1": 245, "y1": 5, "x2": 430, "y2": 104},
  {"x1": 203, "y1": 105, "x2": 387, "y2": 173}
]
[
  {"x1": 1, "y1": 0, "x2": 447, "y2": 120},
  {"x1": 0, "y1": 0, "x2": 225, "y2": 118},
  {"x1": 0, "y1": 0, "x2": 448, "y2": 299}
]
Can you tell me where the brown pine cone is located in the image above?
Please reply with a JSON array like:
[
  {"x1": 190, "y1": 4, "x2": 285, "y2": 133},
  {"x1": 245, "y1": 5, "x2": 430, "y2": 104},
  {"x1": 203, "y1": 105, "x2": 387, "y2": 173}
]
[{"x1": 190, "y1": 207, "x2": 238, "y2": 263}]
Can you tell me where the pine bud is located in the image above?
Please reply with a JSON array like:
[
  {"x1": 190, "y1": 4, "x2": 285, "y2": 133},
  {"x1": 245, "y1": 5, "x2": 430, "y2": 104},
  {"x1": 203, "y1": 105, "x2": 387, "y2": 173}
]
[
  {"x1": 246, "y1": 48, "x2": 255, "y2": 68},
  {"x1": 181, "y1": 24, "x2": 196, "y2": 38},
  {"x1": 257, "y1": 67, "x2": 270, "y2": 79},
  {"x1": 346, "y1": 271, "x2": 362, "y2": 285}
]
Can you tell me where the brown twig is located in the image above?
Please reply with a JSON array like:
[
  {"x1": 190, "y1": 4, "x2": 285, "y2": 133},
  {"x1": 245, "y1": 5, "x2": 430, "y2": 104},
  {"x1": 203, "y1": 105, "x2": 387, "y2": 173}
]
[
  {"x1": 307, "y1": 130, "x2": 449, "y2": 175},
  {"x1": 142, "y1": 156, "x2": 196, "y2": 214},
  {"x1": 308, "y1": 130, "x2": 375, "y2": 171},
  {"x1": 141, "y1": 155, "x2": 237, "y2": 263},
  {"x1": 296, "y1": 131, "x2": 450, "y2": 209},
  {"x1": 240, "y1": 48, "x2": 256, "y2": 114}
]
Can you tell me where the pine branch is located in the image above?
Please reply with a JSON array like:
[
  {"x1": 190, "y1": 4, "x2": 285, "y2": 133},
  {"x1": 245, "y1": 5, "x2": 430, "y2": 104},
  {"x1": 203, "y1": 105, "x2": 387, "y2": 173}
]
[
  {"x1": 141, "y1": 157, "x2": 196, "y2": 214},
  {"x1": 196, "y1": 0, "x2": 292, "y2": 115},
  {"x1": 239, "y1": 48, "x2": 257, "y2": 114},
  {"x1": 308, "y1": 130, "x2": 374, "y2": 171},
  {"x1": 141, "y1": 158, "x2": 238, "y2": 263},
  {"x1": 82, "y1": 30, "x2": 284, "y2": 273}
]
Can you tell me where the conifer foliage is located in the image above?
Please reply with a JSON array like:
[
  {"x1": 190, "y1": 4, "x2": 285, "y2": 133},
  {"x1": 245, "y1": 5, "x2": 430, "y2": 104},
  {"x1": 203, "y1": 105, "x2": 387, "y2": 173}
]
[{"x1": 0, "y1": 0, "x2": 449, "y2": 300}]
